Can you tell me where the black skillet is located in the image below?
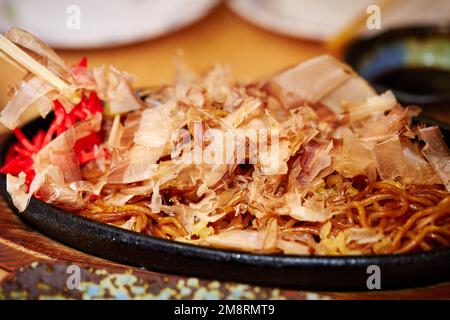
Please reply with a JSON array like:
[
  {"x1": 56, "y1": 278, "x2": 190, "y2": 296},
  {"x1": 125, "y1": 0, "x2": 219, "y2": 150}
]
[{"x1": 0, "y1": 113, "x2": 449, "y2": 291}]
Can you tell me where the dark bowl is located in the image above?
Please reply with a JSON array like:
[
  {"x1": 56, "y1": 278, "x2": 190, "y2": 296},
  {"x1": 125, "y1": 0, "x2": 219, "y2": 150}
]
[
  {"x1": 345, "y1": 25, "x2": 450, "y2": 106},
  {"x1": 1, "y1": 116, "x2": 450, "y2": 291}
]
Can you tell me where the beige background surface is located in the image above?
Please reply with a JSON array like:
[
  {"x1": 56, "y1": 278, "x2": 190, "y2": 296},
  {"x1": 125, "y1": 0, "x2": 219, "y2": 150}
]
[
  {"x1": 0, "y1": 3, "x2": 448, "y2": 133},
  {"x1": 0, "y1": 4, "x2": 328, "y2": 132}
]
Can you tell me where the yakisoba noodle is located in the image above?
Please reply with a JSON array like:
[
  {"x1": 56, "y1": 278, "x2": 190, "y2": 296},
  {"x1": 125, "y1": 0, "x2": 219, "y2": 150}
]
[
  {"x1": 1, "y1": 27, "x2": 450, "y2": 256},
  {"x1": 76, "y1": 174, "x2": 450, "y2": 255}
]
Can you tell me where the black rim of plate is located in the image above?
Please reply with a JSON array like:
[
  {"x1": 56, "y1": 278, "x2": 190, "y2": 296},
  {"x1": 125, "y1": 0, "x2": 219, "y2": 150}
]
[{"x1": 1, "y1": 117, "x2": 450, "y2": 291}]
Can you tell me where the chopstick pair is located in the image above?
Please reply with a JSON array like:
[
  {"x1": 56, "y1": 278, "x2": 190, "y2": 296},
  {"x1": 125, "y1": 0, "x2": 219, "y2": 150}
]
[{"x1": 0, "y1": 33, "x2": 71, "y2": 93}]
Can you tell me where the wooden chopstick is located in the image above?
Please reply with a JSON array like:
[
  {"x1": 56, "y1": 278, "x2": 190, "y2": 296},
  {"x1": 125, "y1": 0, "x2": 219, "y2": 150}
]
[
  {"x1": 0, "y1": 49, "x2": 27, "y2": 73},
  {"x1": 0, "y1": 33, "x2": 70, "y2": 92}
]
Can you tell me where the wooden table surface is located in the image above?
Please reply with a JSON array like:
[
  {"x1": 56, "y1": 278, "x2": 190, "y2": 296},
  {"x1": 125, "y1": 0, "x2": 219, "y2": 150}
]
[{"x1": 0, "y1": 3, "x2": 449, "y2": 299}]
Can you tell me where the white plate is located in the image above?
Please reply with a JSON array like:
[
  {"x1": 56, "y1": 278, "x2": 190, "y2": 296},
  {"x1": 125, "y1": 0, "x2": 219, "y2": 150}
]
[
  {"x1": 0, "y1": 0, "x2": 218, "y2": 49},
  {"x1": 228, "y1": 0, "x2": 450, "y2": 41},
  {"x1": 228, "y1": 0, "x2": 372, "y2": 41}
]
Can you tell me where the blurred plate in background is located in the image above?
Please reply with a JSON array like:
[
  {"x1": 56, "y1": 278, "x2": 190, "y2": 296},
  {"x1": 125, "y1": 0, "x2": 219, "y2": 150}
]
[
  {"x1": 228, "y1": 0, "x2": 450, "y2": 41},
  {"x1": 228, "y1": 0, "x2": 371, "y2": 41},
  {"x1": 0, "y1": 0, "x2": 218, "y2": 49}
]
